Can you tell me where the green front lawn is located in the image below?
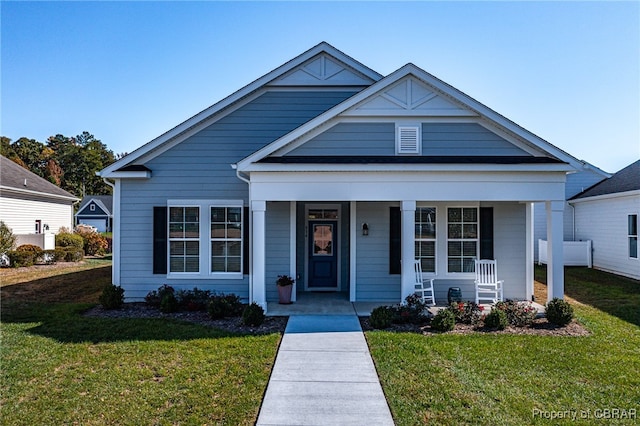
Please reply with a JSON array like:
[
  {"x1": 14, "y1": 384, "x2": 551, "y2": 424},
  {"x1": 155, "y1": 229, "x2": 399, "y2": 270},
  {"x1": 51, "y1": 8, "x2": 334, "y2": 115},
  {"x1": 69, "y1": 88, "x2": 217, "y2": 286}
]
[
  {"x1": 0, "y1": 263, "x2": 281, "y2": 425},
  {"x1": 367, "y1": 267, "x2": 640, "y2": 425}
]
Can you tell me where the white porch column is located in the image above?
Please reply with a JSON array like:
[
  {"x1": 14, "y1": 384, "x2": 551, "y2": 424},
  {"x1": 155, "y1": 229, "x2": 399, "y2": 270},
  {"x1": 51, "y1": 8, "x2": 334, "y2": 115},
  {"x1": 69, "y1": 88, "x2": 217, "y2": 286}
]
[
  {"x1": 349, "y1": 201, "x2": 357, "y2": 302},
  {"x1": 546, "y1": 200, "x2": 565, "y2": 301},
  {"x1": 251, "y1": 200, "x2": 267, "y2": 311},
  {"x1": 525, "y1": 202, "x2": 534, "y2": 301},
  {"x1": 401, "y1": 200, "x2": 416, "y2": 302},
  {"x1": 289, "y1": 201, "x2": 297, "y2": 302}
]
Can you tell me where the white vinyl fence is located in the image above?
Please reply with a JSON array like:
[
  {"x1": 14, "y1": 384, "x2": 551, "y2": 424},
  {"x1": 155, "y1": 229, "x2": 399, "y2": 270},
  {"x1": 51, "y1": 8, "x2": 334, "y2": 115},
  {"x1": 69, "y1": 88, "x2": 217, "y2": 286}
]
[{"x1": 538, "y1": 240, "x2": 592, "y2": 267}]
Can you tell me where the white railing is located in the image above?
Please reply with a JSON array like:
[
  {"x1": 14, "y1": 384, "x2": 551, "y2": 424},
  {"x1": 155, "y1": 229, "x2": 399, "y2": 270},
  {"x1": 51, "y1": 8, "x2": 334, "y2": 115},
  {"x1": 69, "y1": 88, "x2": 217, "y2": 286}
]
[{"x1": 538, "y1": 239, "x2": 592, "y2": 267}]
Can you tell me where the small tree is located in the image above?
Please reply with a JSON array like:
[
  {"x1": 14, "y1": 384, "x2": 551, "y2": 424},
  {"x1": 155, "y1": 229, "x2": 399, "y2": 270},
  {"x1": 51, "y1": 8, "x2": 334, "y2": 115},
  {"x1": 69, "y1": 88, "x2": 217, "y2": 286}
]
[{"x1": 0, "y1": 221, "x2": 16, "y2": 254}]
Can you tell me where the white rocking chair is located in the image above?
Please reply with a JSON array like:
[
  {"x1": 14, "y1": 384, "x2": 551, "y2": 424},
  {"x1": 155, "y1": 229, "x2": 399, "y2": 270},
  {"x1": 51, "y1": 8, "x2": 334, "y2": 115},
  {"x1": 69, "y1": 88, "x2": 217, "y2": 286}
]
[
  {"x1": 414, "y1": 260, "x2": 436, "y2": 306},
  {"x1": 474, "y1": 259, "x2": 504, "y2": 304}
]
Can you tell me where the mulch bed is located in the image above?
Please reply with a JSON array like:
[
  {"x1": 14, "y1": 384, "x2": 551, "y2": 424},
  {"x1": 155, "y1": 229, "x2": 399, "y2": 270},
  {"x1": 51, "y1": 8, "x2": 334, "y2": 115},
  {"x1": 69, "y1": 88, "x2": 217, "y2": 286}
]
[
  {"x1": 85, "y1": 303, "x2": 589, "y2": 337},
  {"x1": 84, "y1": 303, "x2": 288, "y2": 336},
  {"x1": 359, "y1": 316, "x2": 590, "y2": 336}
]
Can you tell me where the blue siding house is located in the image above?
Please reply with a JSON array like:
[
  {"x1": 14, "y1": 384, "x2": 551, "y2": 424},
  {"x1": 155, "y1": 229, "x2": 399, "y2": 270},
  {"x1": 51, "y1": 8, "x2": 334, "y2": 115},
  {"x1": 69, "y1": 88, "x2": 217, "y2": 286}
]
[
  {"x1": 100, "y1": 43, "x2": 579, "y2": 311},
  {"x1": 75, "y1": 195, "x2": 113, "y2": 232}
]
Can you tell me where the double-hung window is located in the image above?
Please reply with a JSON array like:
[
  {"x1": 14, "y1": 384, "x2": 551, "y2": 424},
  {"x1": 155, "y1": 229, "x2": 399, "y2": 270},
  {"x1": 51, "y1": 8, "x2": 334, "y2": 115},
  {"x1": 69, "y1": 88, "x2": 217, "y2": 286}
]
[
  {"x1": 447, "y1": 207, "x2": 478, "y2": 273},
  {"x1": 167, "y1": 200, "x2": 244, "y2": 278},
  {"x1": 415, "y1": 207, "x2": 436, "y2": 273},
  {"x1": 211, "y1": 206, "x2": 243, "y2": 273},
  {"x1": 629, "y1": 214, "x2": 638, "y2": 259},
  {"x1": 169, "y1": 206, "x2": 200, "y2": 273}
]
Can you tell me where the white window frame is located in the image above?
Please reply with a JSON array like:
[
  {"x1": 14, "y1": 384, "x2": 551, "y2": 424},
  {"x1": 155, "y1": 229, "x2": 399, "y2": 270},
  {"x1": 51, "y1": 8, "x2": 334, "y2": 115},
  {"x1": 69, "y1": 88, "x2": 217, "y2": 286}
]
[
  {"x1": 415, "y1": 206, "x2": 437, "y2": 274},
  {"x1": 210, "y1": 204, "x2": 243, "y2": 275},
  {"x1": 446, "y1": 206, "x2": 479, "y2": 274},
  {"x1": 629, "y1": 213, "x2": 638, "y2": 259},
  {"x1": 90, "y1": 204, "x2": 96, "y2": 212},
  {"x1": 167, "y1": 200, "x2": 244, "y2": 279},
  {"x1": 167, "y1": 204, "x2": 201, "y2": 275}
]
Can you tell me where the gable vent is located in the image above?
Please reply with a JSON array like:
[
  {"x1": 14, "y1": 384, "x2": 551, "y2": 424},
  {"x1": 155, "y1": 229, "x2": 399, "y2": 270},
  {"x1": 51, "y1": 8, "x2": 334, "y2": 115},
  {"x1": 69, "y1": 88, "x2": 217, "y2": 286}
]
[{"x1": 397, "y1": 126, "x2": 421, "y2": 155}]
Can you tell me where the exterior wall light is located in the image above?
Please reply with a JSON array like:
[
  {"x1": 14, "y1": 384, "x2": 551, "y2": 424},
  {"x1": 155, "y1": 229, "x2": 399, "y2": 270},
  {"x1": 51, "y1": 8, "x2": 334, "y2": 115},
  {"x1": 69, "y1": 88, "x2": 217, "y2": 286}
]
[{"x1": 362, "y1": 223, "x2": 369, "y2": 236}]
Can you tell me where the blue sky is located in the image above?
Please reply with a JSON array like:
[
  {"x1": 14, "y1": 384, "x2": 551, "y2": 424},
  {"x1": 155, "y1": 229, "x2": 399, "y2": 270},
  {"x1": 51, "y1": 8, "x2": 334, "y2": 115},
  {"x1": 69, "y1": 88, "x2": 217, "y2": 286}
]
[{"x1": 2, "y1": 1, "x2": 638, "y2": 173}]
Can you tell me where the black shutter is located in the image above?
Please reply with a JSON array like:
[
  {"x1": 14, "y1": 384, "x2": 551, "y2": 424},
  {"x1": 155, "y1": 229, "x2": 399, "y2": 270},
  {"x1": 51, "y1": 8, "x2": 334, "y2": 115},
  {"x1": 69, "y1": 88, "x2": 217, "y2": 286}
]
[
  {"x1": 153, "y1": 206, "x2": 167, "y2": 274},
  {"x1": 243, "y1": 206, "x2": 250, "y2": 274},
  {"x1": 479, "y1": 207, "x2": 494, "y2": 260},
  {"x1": 389, "y1": 207, "x2": 402, "y2": 274}
]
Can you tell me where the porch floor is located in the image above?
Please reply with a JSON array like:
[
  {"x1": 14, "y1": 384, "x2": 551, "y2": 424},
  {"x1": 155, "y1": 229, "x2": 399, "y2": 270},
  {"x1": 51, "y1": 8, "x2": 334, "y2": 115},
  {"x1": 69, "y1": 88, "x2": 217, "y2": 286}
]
[{"x1": 266, "y1": 292, "x2": 545, "y2": 317}]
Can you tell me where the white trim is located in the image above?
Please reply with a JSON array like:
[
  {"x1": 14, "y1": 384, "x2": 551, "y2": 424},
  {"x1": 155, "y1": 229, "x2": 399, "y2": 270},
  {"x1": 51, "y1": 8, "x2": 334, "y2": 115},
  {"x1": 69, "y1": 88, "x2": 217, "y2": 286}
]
[
  {"x1": 290, "y1": 201, "x2": 297, "y2": 302},
  {"x1": 444, "y1": 206, "x2": 480, "y2": 276},
  {"x1": 304, "y1": 203, "x2": 341, "y2": 291},
  {"x1": 165, "y1": 200, "x2": 244, "y2": 279},
  {"x1": 103, "y1": 171, "x2": 151, "y2": 179},
  {"x1": 396, "y1": 124, "x2": 421, "y2": 155},
  {"x1": 401, "y1": 200, "x2": 417, "y2": 301},
  {"x1": 236, "y1": 63, "x2": 583, "y2": 171},
  {"x1": 0, "y1": 186, "x2": 79, "y2": 203},
  {"x1": 112, "y1": 180, "x2": 121, "y2": 286},
  {"x1": 349, "y1": 201, "x2": 357, "y2": 302},
  {"x1": 251, "y1": 200, "x2": 267, "y2": 311},
  {"x1": 99, "y1": 42, "x2": 381, "y2": 177},
  {"x1": 241, "y1": 162, "x2": 575, "y2": 173},
  {"x1": 525, "y1": 202, "x2": 534, "y2": 301},
  {"x1": 569, "y1": 189, "x2": 640, "y2": 204},
  {"x1": 249, "y1": 171, "x2": 567, "y2": 203}
]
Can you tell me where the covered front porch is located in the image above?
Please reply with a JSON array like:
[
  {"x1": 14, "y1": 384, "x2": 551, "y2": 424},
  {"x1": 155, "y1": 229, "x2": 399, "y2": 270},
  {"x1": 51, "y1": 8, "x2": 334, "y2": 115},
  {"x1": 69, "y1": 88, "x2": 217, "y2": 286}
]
[
  {"x1": 265, "y1": 291, "x2": 547, "y2": 317},
  {"x1": 245, "y1": 168, "x2": 569, "y2": 314}
]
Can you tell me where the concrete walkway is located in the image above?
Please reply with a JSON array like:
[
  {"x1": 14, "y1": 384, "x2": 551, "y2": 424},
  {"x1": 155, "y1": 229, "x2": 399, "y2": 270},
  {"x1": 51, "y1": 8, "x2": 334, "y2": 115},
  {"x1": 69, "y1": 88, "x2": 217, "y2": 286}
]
[{"x1": 256, "y1": 315, "x2": 395, "y2": 426}]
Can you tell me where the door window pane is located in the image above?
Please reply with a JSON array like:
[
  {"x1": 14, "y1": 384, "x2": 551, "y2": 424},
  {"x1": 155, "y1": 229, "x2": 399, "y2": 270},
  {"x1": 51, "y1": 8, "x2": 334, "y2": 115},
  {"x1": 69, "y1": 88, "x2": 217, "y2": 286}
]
[{"x1": 313, "y1": 224, "x2": 333, "y2": 255}]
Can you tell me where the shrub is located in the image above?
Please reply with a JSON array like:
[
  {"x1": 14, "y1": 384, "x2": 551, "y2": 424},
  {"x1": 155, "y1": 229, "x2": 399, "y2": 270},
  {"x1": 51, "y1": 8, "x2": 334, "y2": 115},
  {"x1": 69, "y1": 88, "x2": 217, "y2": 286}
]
[
  {"x1": 0, "y1": 221, "x2": 16, "y2": 254},
  {"x1": 56, "y1": 232, "x2": 84, "y2": 250},
  {"x1": 369, "y1": 306, "x2": 395, "y2": 329},
  {"x1": 53, "y1": 247, "x2": 67, "y2": 261},
  {"x1": 242, "y1": 303, "x2": 265, "y2": 326},
  {"x1": 484, "y1": 308, "x2": 508, "y2": 330},
  {"x1": 145, "y1": 284, "x2": 175, "y2": 307},
  {"x1": 6, "y1": 250, "x2": 36, "y2": 267},
  {"x1": 392, "y1": 294, "x2": 430, "y2": 324},
  {"x1": 160, "y1": 292, "x2": 179, "y2": 313},
  {"x1": 546, "y1": 298, "x2": 574, "y2": 326},
  {"x1": 431, "y1": 309, "x2": 455, "y2": 332},
  {"x1": 208, "y1": 293, "x2": 243, "y2": 319},
  {"x1": 100, "y1": 284, "x2": 125, "y2": 310},
  {"x1": 176, "y1": 287, "x2": 212, "y2": 311},
  {"x1": 494, "y1": 300, "x2": 538, "y2": 327},
  {"x1": 62, "y1": 248, "x2": 84, "y2": 262},
  {"x1": 448, "y1": 301, "x2": 484, "y2": 325},
  {"x1": 75, "y1": 226, "x2": 108, "y2": 256},
  {"x1": 17, "y1": 244, "x2": 44, "y2": 261}
]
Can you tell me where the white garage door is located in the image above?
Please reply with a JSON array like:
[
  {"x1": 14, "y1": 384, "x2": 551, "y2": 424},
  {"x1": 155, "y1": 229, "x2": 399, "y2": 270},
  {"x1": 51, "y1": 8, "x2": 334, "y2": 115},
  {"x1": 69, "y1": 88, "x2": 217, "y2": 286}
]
[{"x1": 79, "y1": 219, "x2": 106, "y2": 233}]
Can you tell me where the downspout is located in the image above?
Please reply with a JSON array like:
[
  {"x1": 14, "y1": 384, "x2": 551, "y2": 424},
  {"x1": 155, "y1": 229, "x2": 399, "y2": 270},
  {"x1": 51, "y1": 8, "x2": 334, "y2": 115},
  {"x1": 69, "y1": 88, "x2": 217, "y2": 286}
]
[
  {"x1": 232, "y1": 165, "x2": 252, "y2": 304},
  {"x1": 568, "y1": 202, "x2": 575, "y2": 241}
]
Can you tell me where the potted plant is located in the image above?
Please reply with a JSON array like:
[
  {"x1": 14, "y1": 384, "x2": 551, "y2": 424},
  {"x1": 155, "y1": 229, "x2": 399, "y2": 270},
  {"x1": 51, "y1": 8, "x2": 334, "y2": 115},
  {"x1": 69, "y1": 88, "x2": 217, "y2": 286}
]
[{"x1": 277, "y1": 274, "x2": 294, "y2": 304}]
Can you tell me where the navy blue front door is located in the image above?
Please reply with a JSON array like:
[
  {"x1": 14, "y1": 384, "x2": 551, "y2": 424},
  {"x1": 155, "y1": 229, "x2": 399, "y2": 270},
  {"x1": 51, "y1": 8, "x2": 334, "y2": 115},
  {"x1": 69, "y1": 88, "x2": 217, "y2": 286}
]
[{"x1": 308, "y1": 221, "x2": 338, "y2": 289}]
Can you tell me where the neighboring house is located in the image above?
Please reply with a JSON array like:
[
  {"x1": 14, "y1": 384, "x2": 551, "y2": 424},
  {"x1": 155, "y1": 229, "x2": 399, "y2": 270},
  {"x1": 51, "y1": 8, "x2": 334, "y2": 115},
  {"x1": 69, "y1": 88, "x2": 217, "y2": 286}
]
[
  {"x1": 533, "y1": 162, "x2": 609, "y2": 261},
  {"x1": 100, "y1": 42, "x2": 578, "y2": 310},
  {"x1": 0, "y1": 155, "x2": 79, "y2": 249},
  {"x1": 569, "y1": 160, "x2": 640, "y2": 280},
  {"x1": 75, "y1": 195, "x2": 113, "y2": 232}
]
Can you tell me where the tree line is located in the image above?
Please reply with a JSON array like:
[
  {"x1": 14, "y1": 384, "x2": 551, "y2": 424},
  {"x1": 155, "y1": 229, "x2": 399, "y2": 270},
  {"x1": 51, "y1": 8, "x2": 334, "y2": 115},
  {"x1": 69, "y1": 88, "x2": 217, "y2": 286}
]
[{"x1": 1, "y1": 132, "x2": 124, "y2": 197}]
